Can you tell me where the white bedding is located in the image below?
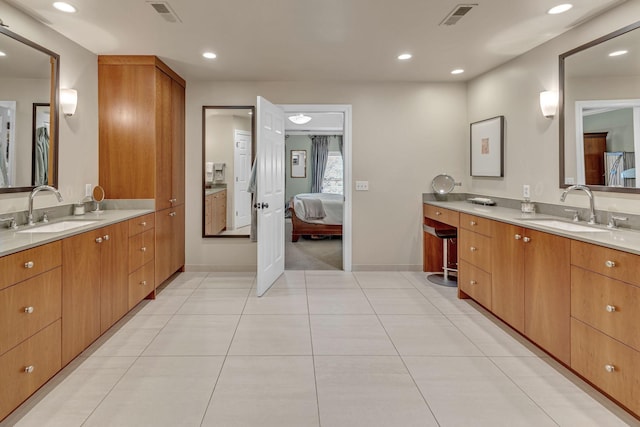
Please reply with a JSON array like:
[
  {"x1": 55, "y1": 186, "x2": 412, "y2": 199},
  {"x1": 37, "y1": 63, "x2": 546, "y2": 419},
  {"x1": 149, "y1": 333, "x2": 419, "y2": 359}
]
[{"x1": 293, "y1": 193, "x2": 343, "y2": 225}]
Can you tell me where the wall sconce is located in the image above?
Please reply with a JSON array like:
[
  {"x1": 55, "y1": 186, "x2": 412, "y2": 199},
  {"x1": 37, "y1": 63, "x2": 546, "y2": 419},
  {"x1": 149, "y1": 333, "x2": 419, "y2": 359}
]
[
  {"x1": 60, "y1": 88, "x2": 78, "y2": 116},
  {"x1": 539, "y1": 90, "x2": 558, "y2": 118}
]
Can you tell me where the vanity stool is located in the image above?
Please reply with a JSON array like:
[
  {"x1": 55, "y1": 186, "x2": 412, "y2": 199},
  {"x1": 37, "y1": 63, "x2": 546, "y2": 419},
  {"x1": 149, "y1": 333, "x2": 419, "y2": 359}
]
[{"x1": 426, "y1": 227, "x2": 458, "y2": 287}]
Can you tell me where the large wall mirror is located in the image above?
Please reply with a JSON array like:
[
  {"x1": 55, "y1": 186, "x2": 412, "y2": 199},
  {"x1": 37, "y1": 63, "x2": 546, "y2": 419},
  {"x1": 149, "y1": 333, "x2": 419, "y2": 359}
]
[
  {"x1": 0, "y1": 26, "x2": 59, "y2": 193},
  {"x1": 560, "y1": 21, "x2": 640, "y2": 193},
  {"x1": 202, "y1": 106, "x2": 255, "y2": 237}
]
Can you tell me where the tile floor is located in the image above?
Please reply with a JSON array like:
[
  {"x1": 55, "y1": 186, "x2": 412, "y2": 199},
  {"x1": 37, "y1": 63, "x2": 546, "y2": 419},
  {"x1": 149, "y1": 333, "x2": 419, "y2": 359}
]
[{"x1": 3, "y1": 271, "x2": 638, "y2": 427}]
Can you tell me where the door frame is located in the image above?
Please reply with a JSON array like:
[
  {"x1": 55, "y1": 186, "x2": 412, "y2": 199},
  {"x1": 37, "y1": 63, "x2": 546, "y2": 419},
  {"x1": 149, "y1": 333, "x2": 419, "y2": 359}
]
[{"x1": 280, "y1": 104, "x2": 352, "y2": 272}]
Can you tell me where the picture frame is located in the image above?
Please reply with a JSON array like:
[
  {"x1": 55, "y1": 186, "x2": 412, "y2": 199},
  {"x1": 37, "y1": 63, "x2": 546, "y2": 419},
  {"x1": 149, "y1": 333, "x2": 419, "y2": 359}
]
[
  {"x1": 470, "y1": 116, "x2": 504, "y2": 177},
  {"x1": 291, "y1": 149, "x2": 306, "y2": 178}
]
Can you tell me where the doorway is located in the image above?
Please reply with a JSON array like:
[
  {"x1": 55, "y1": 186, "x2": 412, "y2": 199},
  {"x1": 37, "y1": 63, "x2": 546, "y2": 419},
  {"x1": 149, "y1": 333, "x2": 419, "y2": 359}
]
[{"x1": 280, "y1": 104, "x2": 352, "y2": 272}]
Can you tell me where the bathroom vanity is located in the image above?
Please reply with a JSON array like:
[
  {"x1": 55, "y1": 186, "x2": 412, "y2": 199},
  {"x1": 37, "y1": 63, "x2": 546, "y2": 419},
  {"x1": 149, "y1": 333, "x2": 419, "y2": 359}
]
[{"x1": 423, "y1": 199, "x2": 640, "y2": 418}]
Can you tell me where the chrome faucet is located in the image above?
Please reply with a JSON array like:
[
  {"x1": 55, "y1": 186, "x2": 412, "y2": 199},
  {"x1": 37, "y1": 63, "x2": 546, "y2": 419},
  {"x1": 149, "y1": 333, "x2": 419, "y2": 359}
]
[
  {"x1": 28, "y1": 185, "x2": 63, "y2": 226},
  {"x1": 560, "y1": 185, "x2": 597, "y2": 225}
]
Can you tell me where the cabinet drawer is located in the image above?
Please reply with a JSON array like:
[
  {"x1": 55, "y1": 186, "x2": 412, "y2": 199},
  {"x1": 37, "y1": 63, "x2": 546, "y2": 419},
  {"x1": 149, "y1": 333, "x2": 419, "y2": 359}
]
[
  {"x1": 460, "y1": 213, "x2": 492, "y2": 236},
  {"x1": 458, "y1": 228, "x2": 491, "y2": 272},
  {"x1": 128, "y1": 229, "x2": 155, "y2": 273},
  {"x1": 571, "y1": 266, "x2": 640, "y2": 351},
  {"x1": 0, "y1": 268, "x2": 61, "y2": 355},
  {"x1": 129, "y1": 261, "x2": 155, "y2": 309},
  {"x1": 571, "y1": 319, "x2": 640, "y2": 415},
  {"x1": 571, "y1": 240, "x2": 640, "y2": 287},
  {"x1": 128, "y1": 213, "x2": 155, "y2": 236},
  {"x1": 458, "y1": 260, "x2": 492, "y2": 309},
  {"x1": 0, "y1": 242, "x2": 62, "y2": 291},
  {"x1": 423, "y1": 204, "x2": 459, "y2": 227},
  {"x1": 0, "y1": 320, "x2": 61, "y2": 420}
]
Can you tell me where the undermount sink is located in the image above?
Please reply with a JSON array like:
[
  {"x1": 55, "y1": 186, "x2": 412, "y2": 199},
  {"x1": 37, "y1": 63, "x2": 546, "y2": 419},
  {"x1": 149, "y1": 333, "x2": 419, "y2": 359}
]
[
  {"x1": 17, "y1": 220, "x2": 99, "y2": 234},
  {"x1": 521, "y1": 219, "x2": 608, "y2": 233}
]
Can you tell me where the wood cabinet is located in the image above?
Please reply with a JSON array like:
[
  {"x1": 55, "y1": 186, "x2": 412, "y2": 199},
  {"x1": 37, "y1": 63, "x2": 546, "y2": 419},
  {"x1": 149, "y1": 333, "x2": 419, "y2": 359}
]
[
  {"x1": 458, "y1": 224, "x2": 492, "y2": 309},
  {"x1": 570, "y1": 240, "x2": 640, "y2": 415},
  {"x1": 0, "y1": 242, "x2": 62, "y2": 420},
  {"x1": 422, "y1": 204, "x2": 459, "y2": 273},
  {"x1": 62, "y1": 223, "x2": 128, "y2": 365},
  {"x1": 128, "y1": 213, "x2": 155, "y2": 309},
  {"x1": 205, "y1": 190, "x2": 227, "y2": 235},
  {"x1": 98, "y1": 55, "x2": 185, "y2": 287}
]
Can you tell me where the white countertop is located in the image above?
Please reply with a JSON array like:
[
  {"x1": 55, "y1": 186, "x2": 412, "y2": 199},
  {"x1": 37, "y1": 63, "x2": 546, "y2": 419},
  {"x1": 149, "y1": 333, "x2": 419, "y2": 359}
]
[
  {"x1": 424, "y1": 200, "x2": 640, "y2": 256},
  {"x1": 0, "y1": 209, "x2": 153, "y2": 257}
]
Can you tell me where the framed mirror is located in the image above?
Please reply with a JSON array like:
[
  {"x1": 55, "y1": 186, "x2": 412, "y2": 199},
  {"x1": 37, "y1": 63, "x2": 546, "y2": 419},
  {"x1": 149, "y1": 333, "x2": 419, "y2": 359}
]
[
  {"x1": 560, "y1": 21, "x2": 640, "y2": 193},
  {"x1": 202, "y1": 106, "x2": 255, "y2": 237}
]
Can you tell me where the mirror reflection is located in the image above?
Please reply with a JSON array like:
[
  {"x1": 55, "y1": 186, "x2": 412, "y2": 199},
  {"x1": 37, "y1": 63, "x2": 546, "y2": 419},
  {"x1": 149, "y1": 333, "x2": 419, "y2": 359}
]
[
  {"x1": 0, "y1": 26, "x2": 59, "y2": 193},
  {"x1": 561, "y1": 21, "x2": 640, "y2": 192},
  {"x1": 202, "y1": 106, "x2": 254, "y2": 237}
]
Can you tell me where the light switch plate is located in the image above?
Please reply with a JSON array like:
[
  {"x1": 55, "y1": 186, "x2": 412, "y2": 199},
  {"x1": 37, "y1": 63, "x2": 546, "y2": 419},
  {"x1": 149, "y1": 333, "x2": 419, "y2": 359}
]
[
  {"x1": 85, "y1": 184, "x2": 92, "y2": 197},
  {"x1": 523, "y1": 184, "x2": 530, "y2": 199},
  {"x1": 355, "y1": 181, "x2": 369, "y2": 191}
]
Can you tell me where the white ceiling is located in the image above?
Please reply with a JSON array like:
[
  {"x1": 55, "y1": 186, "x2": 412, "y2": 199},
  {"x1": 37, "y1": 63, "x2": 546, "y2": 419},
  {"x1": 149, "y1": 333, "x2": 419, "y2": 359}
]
[{"x1": 6, "y1": 0, "x2": 627, "y2": 82}]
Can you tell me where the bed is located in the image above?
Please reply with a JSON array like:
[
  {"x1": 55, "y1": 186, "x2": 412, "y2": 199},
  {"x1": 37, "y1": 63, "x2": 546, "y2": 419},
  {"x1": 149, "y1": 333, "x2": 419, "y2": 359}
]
[{"x1": 289, "y1": 193, "x2": 343, "y2": 242}]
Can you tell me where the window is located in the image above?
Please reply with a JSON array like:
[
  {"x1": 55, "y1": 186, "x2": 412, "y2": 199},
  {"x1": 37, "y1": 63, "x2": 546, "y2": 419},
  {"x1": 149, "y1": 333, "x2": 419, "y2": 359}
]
[{"x1": 322, "y1": 151, "x2": 343, "y2": 194}]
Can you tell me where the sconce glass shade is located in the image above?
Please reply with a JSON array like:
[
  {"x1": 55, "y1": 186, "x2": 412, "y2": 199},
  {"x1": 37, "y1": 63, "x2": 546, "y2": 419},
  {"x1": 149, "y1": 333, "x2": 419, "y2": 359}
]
[
  {"x1": 288, "y1": 113, "x2": 312, "y2": 125},
  {"x1": 60, "y1": 88, "x2": 78, "y2": 116},
  {"x1": 540, "y1": 90, "x2": 557, "y2": 118}
]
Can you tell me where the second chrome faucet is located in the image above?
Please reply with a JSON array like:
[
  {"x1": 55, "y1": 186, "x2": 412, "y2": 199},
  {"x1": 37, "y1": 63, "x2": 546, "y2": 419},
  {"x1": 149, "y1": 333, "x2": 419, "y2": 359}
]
[
  {"x1": 28, "y1": 185, "x2": 63, "y2": 226},
  {"x1": 560, "y1": 184, "x2": 596, "y2": 224}
]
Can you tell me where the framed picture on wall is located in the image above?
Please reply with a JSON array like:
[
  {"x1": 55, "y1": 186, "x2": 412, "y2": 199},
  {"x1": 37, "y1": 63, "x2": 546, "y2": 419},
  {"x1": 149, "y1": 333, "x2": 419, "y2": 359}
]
[
  {"x1": 470, "y1": 116, "x2": 504, "y2": 177},
  {"x1": 291, "y1": 150, "x2": 306, "y2": 178}
]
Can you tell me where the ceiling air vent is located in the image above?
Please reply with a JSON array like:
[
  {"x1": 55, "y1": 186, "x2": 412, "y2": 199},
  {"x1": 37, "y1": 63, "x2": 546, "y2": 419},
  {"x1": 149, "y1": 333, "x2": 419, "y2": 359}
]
[
  {"x1": 440, "y1": 4, "x2": 477, "y2": 26},
  {"x1": 147, "y1": 1, "x2": 182, "y2": 23}
]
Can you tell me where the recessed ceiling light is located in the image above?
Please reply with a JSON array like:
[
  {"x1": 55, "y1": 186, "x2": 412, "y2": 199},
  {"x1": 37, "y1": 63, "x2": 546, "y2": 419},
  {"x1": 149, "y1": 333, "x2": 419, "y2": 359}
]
[
  {"x1": 53, "y1": 2, "x2": 77, "y2": 13},
  {"x1": 609, "y1": 50, "x2": 628, "y2": 57},
  {"x1": 202, "y1": 52, "x2": 217, "y2": 59},
  {"x1": 547, "y1": 4, "x2": 573, "y2": 15},
  {"x1": 398, "y1": 53, "x2": 412, "y2": 60},
  {"x1": 451, "y1": 69, "x2": 465, "y2": 75},
  {"x1": 288, "y1": 114, "x2": 312, "y2": 125}
]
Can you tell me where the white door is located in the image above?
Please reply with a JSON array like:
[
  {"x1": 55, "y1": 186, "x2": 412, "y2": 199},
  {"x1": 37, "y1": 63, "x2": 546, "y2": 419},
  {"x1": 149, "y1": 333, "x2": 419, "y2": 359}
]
[
  {"x1": 256, "y1": 96, "x2": 285, "y2": 296},
  {"x1": 234, "y1": 130, "x2": 252, "y2": 228}
]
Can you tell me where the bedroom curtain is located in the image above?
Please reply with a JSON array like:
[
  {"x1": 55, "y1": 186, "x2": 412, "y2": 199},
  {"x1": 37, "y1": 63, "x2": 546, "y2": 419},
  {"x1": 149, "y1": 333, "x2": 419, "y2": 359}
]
[
  {"x1": 336, "y1": 135, "x2": 343, "y2": 157},
  {"x1": 310, "y1": 135, "x2": 329, "y2": 193}
]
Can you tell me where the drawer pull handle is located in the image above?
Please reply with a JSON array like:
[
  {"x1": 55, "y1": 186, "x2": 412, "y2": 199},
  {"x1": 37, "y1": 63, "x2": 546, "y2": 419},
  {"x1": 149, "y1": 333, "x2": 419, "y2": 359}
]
[
  {"x1": 140, "y1": 221, "x2": 147, "y2": 226},
  {"x1": 24, "y1": 306, "x2": 34, "y2": 314},
  {"x1": 435, "y1": 211, "x2": 441, "y2": 216},
  {"x1": 605, "y1": 305, "x2": 617, "y2": 313},
  {"x1": 470, "y1": 280, "x2": 477, "y2": 285},
  {"x1": 103, "y1": 234, "x2": 110, "y2": 241},
  {"x1": 169, "y1": 212, "x2": 177, "y2": 217},
  {"x1": 95, "y1": 237, "x2": 103, "y2": 243},
  {"x1": 141, "y1": 247, "x2": 147, "y2": 252},
  {"x1": 470, "y1": 221, "x2": 477, "y2": 226},
  {"x1": 523, "y1": 237, "x2": 531, "y2": 243},
  {"x1": 170, "y1": 198, "x2": 177, "y2": 203},
  {"x1": 140, "y1": 280, "x2": 147, "y2": 286},
  {"x1": 605, "y1": 260, "x2": 616, "y2": 268},
  {"x1": 514, "y1": 234, "x2": 522, "y2": 240},
  {"x1": 24, "y1": 365, "x2": 34, "y2": 374},
  {"x1": 470, "y1": 246, "x2": 477, "y2": 252},
  {"x1": 604, "y1": 364, "x2": 616, "y2": 373},
  {"x1": 24, "y1": 261, "x2": 34, "y2": 269}
]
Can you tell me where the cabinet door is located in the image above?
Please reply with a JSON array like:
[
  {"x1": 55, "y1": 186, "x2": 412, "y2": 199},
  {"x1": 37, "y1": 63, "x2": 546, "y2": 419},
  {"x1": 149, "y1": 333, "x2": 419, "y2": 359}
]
[
  {"x1": 155, "y1": 207, "x2": 172, "y2": 285},
  {"x1": 491, "y1": 221, "x2": 525, "y2": 332},
  {"x1": 172, "y1": 204, "x2": 185, "y2": 275},
  {"x1": 100, "y1": 222, "x2": 129, "y2": 333},
  {"x1": 524, "y1": 229, "x2": 571, "y2": 364},
  {"x1": 171, "y1": 79, "x2": 185, "y2": 205},
  {"x1": 155, "y1": 68, "x2": 173, "y2": 211},
  {"x1": 62, "y1": 230, "x2": 102, "y2": 365}
]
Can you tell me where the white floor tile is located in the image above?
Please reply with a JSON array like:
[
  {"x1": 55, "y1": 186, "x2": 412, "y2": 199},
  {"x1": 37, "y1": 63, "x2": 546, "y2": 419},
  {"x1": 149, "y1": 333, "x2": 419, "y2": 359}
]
[
  {"x1": 364, "y1": 288, "x2": 440, "y2": 315},
  {"x1": 83, "y1": 328, "x2": 161, "y2": 357},
  {"x1": 202, "y1": 356, "x2": 319, "y2": 427},
  {"x1": 310, "y1": 315, "x2": 397, "y2": 355},
  {"x1": 243, "y1": 288, "x2": 308, "y2": 314},
  {"x1": 315, "y1": 355, "x2": 438, "y2": 427},
  {"x1": 355, "y1": 271, "x2": 416, "y2": 288},
  {"x1": 305, "y1": 271, "x2": 360, "y2": 288},
  {"x1": 199, "y1": 272, "x2": 256, "y2": 289},
  {"x1": 228, "y1": 315, "x2": 312, "y2": 355},
  {"x1": 307, "y1": 288, "x2": 374, "y2": 314},
  {"x1": 177, "y1": 288, "x2": 249, "y2": 314}
]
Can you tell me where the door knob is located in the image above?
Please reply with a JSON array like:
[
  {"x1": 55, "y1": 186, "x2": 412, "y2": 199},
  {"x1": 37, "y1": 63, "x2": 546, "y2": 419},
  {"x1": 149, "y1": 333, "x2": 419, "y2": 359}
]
[{"x1": 254, "y1": 202, "x2": 269, "y2": 209}]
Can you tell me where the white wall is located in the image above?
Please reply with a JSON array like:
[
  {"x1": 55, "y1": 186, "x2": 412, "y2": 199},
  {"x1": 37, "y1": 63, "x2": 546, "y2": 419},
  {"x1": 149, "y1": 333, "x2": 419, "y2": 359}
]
[
  {"x1": 186, "y1": 82, "x2": 468, "y2": 271},
  {"x1": 0, "y1": 1, "x2": 98, "y2": 213},
  {"x1": 467, "y1": 1, "x2": 640, "y2": 213}
]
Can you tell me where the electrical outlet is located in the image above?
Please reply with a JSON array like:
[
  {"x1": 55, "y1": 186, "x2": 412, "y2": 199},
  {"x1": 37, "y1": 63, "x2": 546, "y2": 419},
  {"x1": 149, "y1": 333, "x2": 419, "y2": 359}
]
[
  {"x1": 566, "y1": 177, "x2": 575, "y2": 185},
  {"x1": 523, "y1": 184, "x2": 530, "y2": 199},
  {"x1": 355, "y1": 181, "x2": 369, "y2": 191},
  {"x1": 85, "y1": 184, "x2": 92, "y2": 197}
]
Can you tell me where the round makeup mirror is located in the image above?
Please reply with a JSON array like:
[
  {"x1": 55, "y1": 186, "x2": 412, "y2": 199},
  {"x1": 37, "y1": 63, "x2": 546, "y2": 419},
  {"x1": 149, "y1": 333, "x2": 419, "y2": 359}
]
[
  {"x1": 431, "y1": 174, "x2": 459, "y2": 195},
  {"x1": 92, "y1": 185, "x2": 105, "y2": 212}
]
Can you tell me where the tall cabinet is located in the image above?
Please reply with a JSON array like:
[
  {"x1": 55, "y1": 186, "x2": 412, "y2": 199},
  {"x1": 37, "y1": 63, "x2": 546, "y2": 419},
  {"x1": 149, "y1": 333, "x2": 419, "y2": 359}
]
[{"x1": 98, "y1": 56, "x2": 186, "y2": 287}]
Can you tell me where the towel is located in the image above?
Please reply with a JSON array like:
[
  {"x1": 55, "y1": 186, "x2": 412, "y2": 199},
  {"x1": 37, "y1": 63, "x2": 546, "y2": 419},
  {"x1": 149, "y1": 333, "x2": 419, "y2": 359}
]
[{"x1": 301, "y1": 198, "x2": 326, "y2": 220}]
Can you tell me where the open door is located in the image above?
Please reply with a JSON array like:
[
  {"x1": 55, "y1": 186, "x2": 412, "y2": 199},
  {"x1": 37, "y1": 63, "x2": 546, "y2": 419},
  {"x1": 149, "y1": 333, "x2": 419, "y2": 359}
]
[
  {"x1": 256, "y1": 96, "x2": 285, "y2": 296},
  {"x1": 234, "y1": 130, "x2": 252, "y2": 229}
]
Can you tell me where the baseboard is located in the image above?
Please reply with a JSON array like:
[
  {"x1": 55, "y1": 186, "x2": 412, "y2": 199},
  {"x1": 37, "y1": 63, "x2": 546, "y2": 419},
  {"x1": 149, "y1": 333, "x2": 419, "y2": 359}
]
[
  {"x1": 351, "y1": 264, "x2": 422, "y2": 272},
  {"x1": 185, "y1": 264, "x2": 257, "y2": 272}
]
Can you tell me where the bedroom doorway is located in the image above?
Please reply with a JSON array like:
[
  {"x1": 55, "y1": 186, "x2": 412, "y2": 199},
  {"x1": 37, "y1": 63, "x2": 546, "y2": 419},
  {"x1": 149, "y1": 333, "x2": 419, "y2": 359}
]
[{"x1": 280, "y1": 104, "x2": 352, "y2": 272}]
